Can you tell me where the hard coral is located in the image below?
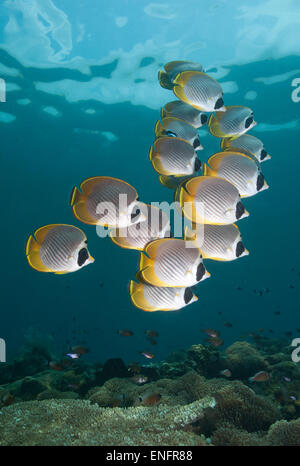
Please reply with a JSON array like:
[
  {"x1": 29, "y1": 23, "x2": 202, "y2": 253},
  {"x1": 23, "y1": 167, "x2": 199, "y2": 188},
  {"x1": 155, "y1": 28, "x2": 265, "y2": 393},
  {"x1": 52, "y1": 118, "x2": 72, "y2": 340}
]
[
  {"x1": 225, "y1": 341, "x2": 269, "y2": 379},
  {"x1": 266, "y1": 418, "x2": 300, "y2": 446},
  {"x1": 202, "y1": 381, "x2": 280, "y2": 433},
  {"x1": 0, "y1": 397, "x2": 216, "y2": 446},
  {"x1": 211, "y1": 424, "x2": 266, "y2": 446},
  {"x1": 187, "y1": 344, "x2": 222, "y2": 377}
]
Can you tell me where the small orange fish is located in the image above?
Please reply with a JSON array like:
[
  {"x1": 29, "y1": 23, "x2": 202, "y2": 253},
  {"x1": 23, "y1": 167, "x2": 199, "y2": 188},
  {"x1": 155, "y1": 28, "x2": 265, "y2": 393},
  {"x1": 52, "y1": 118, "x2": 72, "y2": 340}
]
[
  {"x1": 249, "y1": 371, "x2": 270, "y2": 383},
  {"x1": 138, "y1": 392, "x2": 161, "y2": 406},
  {"x1": 145, "y1": 330, "x2": 159, "y2": 338},
  {"x1": 117, "y1": 329, "x2": 134, "y2": 337},
  {"x1": 206, "y1": 337, "x2": 224, "y2": 347},
  {"x1": 202, "y1": 328, "x2": 220, "y2": 338},
  {"x1": 49, "y1": 361, "x2": 64, "y2": 371},
  {"x1": 140, "y1": 351, "x2": 154, "y2": 359},
  {"x1": 220, "y1": 369, "x2": 232, "y2": 378},
  {"x1": 70, "y1": 345, "x2": 89, "y2": 355}
]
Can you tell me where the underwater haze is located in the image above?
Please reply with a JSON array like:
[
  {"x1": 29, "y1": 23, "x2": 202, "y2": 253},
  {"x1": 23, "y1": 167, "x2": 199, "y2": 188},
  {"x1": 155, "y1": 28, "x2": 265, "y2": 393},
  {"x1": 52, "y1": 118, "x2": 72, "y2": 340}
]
[{"x1": 1, "y1": 0, "x2": 300, "y2": 368}]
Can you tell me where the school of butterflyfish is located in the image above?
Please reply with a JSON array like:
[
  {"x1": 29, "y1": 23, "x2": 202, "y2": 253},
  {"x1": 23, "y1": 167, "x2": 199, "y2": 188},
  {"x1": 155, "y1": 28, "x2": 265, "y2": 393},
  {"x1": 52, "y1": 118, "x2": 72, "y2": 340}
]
[{"x1": 25, "y1": 60, "x2": 270, "y2": 313}]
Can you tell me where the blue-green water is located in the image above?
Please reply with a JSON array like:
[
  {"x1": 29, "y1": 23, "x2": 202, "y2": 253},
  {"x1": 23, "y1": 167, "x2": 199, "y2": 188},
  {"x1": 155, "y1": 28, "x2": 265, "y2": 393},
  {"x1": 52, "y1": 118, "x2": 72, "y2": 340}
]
[{"x1": 1, "y1": 0, "x2": 300, "y2": 366}]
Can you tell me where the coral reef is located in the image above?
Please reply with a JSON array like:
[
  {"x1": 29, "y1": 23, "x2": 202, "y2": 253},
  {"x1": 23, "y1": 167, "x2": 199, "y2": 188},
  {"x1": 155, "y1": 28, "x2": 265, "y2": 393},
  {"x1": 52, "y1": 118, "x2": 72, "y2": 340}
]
[
  {"x1": 225, "y1": 342, "x2": 269, "y2": 379},
  {"x1": 201, "y1": 381, "x2": 280, "y2": 434},
  {"x1": 1, "y1": 333, "x2": 300, "y2": 446},
  {"x1": 0, "y1": 397, "x2": 215, "y2": 446},
  {"x1": 266, "y1": 419, "x2": 300, "y2": 446},
  {"x1": 211, "y1": 425, "x2": 266, "y2": 446}
]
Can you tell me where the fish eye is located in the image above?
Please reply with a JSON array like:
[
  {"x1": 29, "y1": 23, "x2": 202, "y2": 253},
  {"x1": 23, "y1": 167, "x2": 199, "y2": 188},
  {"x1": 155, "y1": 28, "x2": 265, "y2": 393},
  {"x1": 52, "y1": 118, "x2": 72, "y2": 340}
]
[
  {"x1": 214, "y1": 97, "x2": 224, "y2": 110},
  {"x1": 193, "y1": 138, "x2": 200, "y2": 149},
  {"x1": 245, "y1": 117, "x2": 253, "y2": 129},
  {"x1": 196, "y1": 262, "x2": 206, "y2": 281},
  {"x1": 236, "y1": 201, "x2": 245, "y2": 220},
  {"x1": 260, "y1": 149, "x2": 267, "y2": 161},
  {"x1": 194, "y1": 158, "x2": 201, "y2": 172},
  {"x1": 131, "y1": 208, "x2": 140, "y2": 220},
  {"x1": 236, "y1": 241, "x2": 245, "y2": 258},
  {"x1": 165, "y1": 130, "x2": 177, "y2": 137},
  {"x1": 200, "y1": 114, "x2": 208, "y2": 125},
  {"x1": 77, "y1": 247, "x2": 89, "y2": 266},
  {"x1": 84, "y1": 239, "x2": 88, "y2": 244},
  {"x1": 184, "y1": 287, "x2": 193, "y2": 304},
  {"x1": 256, "y1": 173, "x2": 265, "y2": 191}
]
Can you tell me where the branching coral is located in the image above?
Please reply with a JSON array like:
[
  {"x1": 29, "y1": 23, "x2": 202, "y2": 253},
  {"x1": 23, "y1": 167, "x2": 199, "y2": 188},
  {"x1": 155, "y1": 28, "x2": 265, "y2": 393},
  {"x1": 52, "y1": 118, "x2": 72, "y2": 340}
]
[{"x1": 0, "y1": 397, "x2": 216, "y2": 446}]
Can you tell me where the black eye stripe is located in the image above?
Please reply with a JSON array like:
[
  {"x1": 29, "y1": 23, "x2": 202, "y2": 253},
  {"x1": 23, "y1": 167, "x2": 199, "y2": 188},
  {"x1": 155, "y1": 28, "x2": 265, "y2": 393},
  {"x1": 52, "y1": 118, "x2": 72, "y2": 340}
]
[
  {"x1": 260, "y1": 149, "x2": 267, "y2": 160},
  {"x1": 184, "y1": 287, "x2": 193, "y2": 304},
  {"x1": 193, "y1": 138, "x2": 200, "y2": 149},
  {"x1": 256, "y1": 173, "x2": 264, "y2": 191},
  {"x1": 236, "y1": 201, "x2": 245, "y2": 220},
  {"x1": 196, "y1": 263, "x2": 205, "y2": 281},
  {"x1": 236, "y1": 241, "x2": 245, "y2": 257},
  {"x1": 214, "y1": 97, "x2": 224, "y2": 110},
  {"x1": 194, "y1": 158, "x2": 201, "y2": 172},
  {"x1": 78, "y1": 248, "x2": 89, "y2": 266},
  {"x1": 245, "y1": 117, "x2": 253, "y2": 129}
]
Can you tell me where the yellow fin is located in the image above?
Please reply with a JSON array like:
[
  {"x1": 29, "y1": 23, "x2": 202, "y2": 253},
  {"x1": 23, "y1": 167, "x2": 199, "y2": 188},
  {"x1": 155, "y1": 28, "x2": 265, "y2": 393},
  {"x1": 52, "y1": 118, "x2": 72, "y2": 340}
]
[
  {"x1": 72, "y1": 200, "x2": 99, "y2": 225},
  {"x1": 159, "y1": 175, "x2": 178, "y2": 190},
  {"x1": 143, "y1": 238, "x2": 166, "y2": 259},
  {"x1": 33, "y1": 225, "x2": 56, "y2": 244},
  {"x1": 137, "y1": 265, "x2": 168, "y2": 287},
  {"x1": 151, "y1": 154, "x2": 167, "y2": 175},
  {"x1": 138, "y1": 251, "x2": 154, "y2": 271},
  {"x1": 184, "y1": 226, "x2": 196, "y2": 241},
  {"x1": 129, "y1": 280, "x2": 157, "y2": 312},
  {"x1": 70, "y1": 186, "x2": 83, "y2": 207},
  {"x1": 160, "y1": 107, "x2": 167, "y2": 119},
  {"x1": 25, "y1": 235, "x2": 52, "y2": 272},
  {"x1": 172, "y1": 72, "x2": 209, "y2": 110},
  {"x1": 220, "y1": 137, "x2": 232, "y2": 150},
  {"x1": 149, "y1": 145, "x2": 156, "y2": 161},
  {"x1": 154, "y1": 119, "x2": 163, "y2": 137},
  {"x1": 184, "y1": 176, "x2": 206, "y2": 196},
  {"x1": 203, "y1": 163, "x2": 214, "y2": 176},
  {"x1": 208, "y1": 114, "x2": 227, "y2": 138}
]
